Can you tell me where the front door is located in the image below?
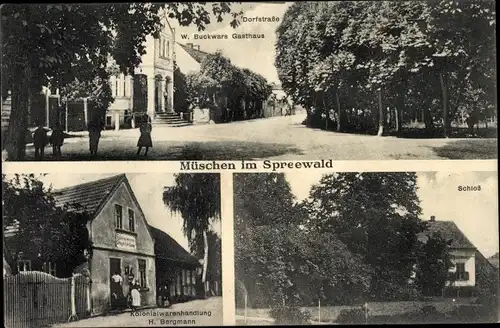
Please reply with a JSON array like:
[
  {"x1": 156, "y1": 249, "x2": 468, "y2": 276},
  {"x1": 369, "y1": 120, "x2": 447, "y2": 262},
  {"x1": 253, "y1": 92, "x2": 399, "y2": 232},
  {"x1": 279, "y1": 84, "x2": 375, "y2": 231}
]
[{"x1": 109, "y1": 258, "x2": 122, "y2": 309}]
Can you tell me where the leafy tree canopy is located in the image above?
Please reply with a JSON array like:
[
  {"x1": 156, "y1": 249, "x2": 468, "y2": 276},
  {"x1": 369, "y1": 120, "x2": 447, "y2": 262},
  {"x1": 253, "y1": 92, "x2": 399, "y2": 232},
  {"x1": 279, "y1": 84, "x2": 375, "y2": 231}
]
[
  {"x1": 2, "y1": 174, "x2": 92, "y2": 277},
  {"x1": 2, "y1": 3, "x2": 243, "y2": 160}
]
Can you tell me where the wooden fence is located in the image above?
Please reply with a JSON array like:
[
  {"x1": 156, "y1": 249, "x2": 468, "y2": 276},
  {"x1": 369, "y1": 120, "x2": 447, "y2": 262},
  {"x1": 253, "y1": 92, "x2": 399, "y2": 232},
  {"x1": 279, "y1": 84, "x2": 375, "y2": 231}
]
[{"x1": 4, "y1": 272, "x2": 90, "y2": 328}]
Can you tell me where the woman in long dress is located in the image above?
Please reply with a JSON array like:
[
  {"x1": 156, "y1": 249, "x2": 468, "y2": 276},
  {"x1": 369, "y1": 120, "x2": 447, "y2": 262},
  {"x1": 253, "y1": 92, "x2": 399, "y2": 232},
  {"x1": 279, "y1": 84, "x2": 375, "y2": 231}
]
[
  {"x1": 136, "y1": 115, "x2": 153, "y2": 157},
  {"x1": 130, "y1": 281, "x2": 141, "y2": 312}
]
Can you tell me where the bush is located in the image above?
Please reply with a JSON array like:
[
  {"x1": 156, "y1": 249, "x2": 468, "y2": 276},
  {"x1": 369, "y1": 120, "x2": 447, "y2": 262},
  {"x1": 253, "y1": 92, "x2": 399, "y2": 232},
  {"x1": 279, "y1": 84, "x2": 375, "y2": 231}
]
[
  {"x1": 270, "y1": 306, "x2": 311, "y2": 325},
  {"x1": 336, "y1": 308, "x2": 366, "y2": 324},
  {"x1": 421, "y1": 305, "x2": 438, "y2": 316}
]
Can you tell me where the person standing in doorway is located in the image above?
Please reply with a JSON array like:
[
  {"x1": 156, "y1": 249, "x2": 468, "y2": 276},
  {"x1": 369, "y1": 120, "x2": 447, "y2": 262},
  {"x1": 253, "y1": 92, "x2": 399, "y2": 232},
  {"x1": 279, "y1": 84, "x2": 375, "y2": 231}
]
[
  {"x1": 111, "y1": 271, "x2": 123, "y2": 310},
  {"x1": 136, "y1": 114, "x2": 153, "y2": 157},
  {"x1": 33, "y1": 123, "x2": 49, "y2": 160},
  {"x1": 50, "y1": 123, "x2": 65, "y2": 159}
]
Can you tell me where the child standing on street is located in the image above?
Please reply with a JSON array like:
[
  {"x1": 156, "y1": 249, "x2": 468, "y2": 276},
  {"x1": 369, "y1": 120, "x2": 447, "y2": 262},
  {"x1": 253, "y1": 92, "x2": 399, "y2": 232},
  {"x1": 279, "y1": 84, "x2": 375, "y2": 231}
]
[
  {"x1": 136, "y1": 115, "x2": 153, "y2": 157},
  {"x1": 33, "y1": 123, "x2": 49, "y2": 160},
  {"x1": 50, "y1": 124, "x2": 65, "y2": 159}
]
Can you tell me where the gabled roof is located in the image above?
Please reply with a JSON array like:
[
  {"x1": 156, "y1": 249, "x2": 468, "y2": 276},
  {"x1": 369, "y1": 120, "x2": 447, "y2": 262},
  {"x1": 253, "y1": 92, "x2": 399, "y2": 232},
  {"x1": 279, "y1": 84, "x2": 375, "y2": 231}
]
[
  {"x1": 4, "y1": 174, "x2": 131, "y2": 237},
  {"x1": 148, "y1": 224, "x2": 200, "y2": 267},
  {"x1": 476, "y1": 250, "x2": 498, "y2": 272},
  {"x1": 420, "y1": 220, "x2": 476, "y2": 249},
  {"x1": 179, "y1": 43, "x2": 210, "y2": 63},
  {"x1": 52, "y1": 174, "x2": 126, "y2": 215},
  {"x1": 488, "y1": 252, "x2": 499, "y2": 269}
]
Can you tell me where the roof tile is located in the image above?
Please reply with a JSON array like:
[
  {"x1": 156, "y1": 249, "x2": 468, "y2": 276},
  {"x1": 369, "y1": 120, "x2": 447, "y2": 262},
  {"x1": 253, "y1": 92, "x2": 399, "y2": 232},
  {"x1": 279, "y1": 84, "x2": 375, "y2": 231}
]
[
  {"x1": 420, "y1": 220, "x2": 476, "y2": 249},
  {"x1": 148, "y1": 225, "x2": 200, "y2": 267},
  {"x1": 179, "y1": 43, "x2": 210, "y2": 63},
  {"x1": 52, "y1": 174, "x2": 125, "y2": 214}
]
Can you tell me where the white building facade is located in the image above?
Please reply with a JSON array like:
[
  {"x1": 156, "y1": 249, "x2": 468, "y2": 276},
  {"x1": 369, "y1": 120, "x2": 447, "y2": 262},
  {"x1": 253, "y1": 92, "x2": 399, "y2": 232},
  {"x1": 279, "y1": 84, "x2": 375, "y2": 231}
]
[{"x1": 107, "y1": 13, "x2": 176, "y2": 130}]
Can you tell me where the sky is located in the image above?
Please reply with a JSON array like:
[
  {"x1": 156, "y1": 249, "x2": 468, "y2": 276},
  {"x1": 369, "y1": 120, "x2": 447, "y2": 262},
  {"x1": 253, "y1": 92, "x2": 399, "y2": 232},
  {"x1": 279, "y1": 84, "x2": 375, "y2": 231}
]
[
  {"x1": 37, "y1": 173, "x2": 221, "y2": 253},
  {"x1": 286, "y1": 171, "x2": 499, "y2": 258},
  {"x1": 170, "y1": 2, "x2": 291, "y2": 84}
]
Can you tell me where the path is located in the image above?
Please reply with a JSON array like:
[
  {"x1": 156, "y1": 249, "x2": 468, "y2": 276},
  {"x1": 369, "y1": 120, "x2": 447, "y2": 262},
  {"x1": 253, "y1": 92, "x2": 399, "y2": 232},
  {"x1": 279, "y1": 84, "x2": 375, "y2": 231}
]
[
  {"x1": 50, "y1": 297, "x2": 222, "y2": 327},
  {"x1": 9, "y1": 113, "x2": 497, "y2": 161}
]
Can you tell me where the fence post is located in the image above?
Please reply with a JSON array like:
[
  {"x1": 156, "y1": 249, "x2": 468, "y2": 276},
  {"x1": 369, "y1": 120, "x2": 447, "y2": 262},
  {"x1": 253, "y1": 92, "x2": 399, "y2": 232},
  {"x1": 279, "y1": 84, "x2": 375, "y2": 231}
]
[
  {"x1": 364, "y1": 302, "x2": 368, "y2": 324},
  {"x1": 45, "y1": 89, "x2": 50, "y2": 126},
  {"x1": 87, "y1": 279, "x2": 91, "y2": 315},
  {"x1": 244, "y1": 293, "x2": 247, "y2": 324},
  {"x1": 318, "y1": 299, "x2": 321, "y2": 323},
  {"x1": 68, "y1": 275, "x2": 78, "y2": 322}
]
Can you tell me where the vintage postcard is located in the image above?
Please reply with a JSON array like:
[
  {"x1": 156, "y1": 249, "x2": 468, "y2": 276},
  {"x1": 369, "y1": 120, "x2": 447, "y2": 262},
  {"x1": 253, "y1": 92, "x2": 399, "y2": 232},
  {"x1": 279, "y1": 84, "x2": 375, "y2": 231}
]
[{"x1": 1, "y1": 1, "x2": 498, "y2": 328}]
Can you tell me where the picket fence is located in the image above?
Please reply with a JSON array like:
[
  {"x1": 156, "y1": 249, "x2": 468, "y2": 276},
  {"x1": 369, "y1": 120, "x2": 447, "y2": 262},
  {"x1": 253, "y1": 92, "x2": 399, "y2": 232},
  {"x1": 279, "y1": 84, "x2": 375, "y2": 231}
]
[{"x1": 4, "y1": 271, "x2": 90, "y2": 328}]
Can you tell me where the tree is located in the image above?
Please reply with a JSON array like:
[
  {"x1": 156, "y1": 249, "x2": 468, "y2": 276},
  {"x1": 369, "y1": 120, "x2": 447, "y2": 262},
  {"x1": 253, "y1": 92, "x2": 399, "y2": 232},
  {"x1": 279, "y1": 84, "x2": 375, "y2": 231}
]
[
  {"x1": 305, "y1": 172, "x2": 427, "y2": 300},
  {"x1": 2, "y1": 3, "x2": 243, "y2": 160},
  {"x1": 234, "y1": 173, "x2": 298, "y2": 228},
  {"x1": 205, "y1": 231, "x2": 222, "y2": 295},
  {"x1": 2, "y1": 174, "x2": 92, "y2": 277},
  {"x1": 414, "y1": 232, "x2": 453, "y2": 296},
  {"x1": 188, "y1": 51, "x2": 272, "y2": 122},
  {"x1": 59, "y1": 62, "x2": 119, "y2": 122},
  {"x1": 173, "y1": 61, "x2": 192, "y2": 113},
  {"x1": 275, "y1": 1, "x2": 496, "y2": 137},
  {"x1": 234, "y1": 173, "x2": 371, "y2": 318},
  {"x1": 162, "y1": 173, "x2": 221, "y2": 298}
]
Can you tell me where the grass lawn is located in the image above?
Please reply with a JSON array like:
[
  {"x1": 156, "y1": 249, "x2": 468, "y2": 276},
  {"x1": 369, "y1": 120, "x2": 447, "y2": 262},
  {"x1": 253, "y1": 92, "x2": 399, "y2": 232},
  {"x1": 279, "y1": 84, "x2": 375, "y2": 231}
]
[
  {"x1": 433, "y1": 139, "x2": 498, "y2": 159},
  {"x1": 236, "y1": 298, "x2": 479, "y2": 324}
]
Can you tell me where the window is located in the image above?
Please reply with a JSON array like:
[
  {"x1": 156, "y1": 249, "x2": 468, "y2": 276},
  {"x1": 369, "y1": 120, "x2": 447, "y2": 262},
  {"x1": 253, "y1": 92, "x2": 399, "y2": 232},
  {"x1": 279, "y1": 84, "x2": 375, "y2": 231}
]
[
  {"x1": 123, "y1": 75, "x2": 127, "y2": 97},
  {"x1": 128, "y1": 209, "x2": 135, "y2": 232},
  {"x1": 455, "y1": 263, "x2": 469, "y2": 281},
  {"x1": 138, "y1": 259, "x2": 147, "y2": 288},
  {"x1": 191, "y1": 270, "x2": 196, "y2": 284},
  {"x1": 115, "y1": 204, "x2": 123, "y2": 229},
  {"x1": 115, "y1": 78, "x2": 119, "y2": 97},
  {"x1": 166, "y1": 41, "x2": 170, "y2": 58},
  {"x1": 176, "y1": 272, "x2": 181, "y2": 296},
  {"x1": 43, "y1": 262, "x2": 57, "y2": 276},
  {"x1": 17, "y1": 260, "x2": 31, "y2": 272}
]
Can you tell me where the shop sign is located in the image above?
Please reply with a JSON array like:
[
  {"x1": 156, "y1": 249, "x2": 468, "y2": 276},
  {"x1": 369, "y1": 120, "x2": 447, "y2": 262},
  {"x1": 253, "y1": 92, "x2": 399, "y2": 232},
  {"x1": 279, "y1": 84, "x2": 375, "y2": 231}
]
[{"x1": 116, "y1": 232, "x2": 136, "y2": 251}]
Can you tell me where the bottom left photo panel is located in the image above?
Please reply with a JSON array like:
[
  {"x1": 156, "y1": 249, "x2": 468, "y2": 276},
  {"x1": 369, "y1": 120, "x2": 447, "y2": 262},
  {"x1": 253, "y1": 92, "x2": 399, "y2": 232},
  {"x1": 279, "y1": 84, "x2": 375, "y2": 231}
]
[{"x1": 3, "y1": 172, "x2": 222, "y2": 327}]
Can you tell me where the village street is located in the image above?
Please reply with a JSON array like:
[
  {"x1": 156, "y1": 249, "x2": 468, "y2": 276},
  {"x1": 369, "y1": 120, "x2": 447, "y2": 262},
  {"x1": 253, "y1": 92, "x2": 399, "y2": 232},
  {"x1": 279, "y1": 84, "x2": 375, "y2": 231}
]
[
  {"x1": 50, "y1": 297, "x2": 223, "y2": 327},
  {"x1": 16, "y1": 112, "x2": 497, "y2": 161}
]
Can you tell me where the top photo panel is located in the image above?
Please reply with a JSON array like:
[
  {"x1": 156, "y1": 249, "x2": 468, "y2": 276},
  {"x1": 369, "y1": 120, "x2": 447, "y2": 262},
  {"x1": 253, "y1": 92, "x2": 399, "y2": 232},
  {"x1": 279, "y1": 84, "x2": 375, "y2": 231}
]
[{"x1": 1, "y1": 2, "x2": 497, "y2": 162}]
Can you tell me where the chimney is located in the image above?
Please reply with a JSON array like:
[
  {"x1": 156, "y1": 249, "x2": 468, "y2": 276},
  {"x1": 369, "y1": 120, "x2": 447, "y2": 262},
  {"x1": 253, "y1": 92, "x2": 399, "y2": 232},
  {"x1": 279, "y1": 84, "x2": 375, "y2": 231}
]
[
  {"x1": 430, "y1": 215, "x2": 436, "y2": 222},
  {"x1": 186, "y1": 42, "x2": 193, "y2": 48},
  {"x1": 195, "y1": 45, "x2": 200, "y2": 50}
]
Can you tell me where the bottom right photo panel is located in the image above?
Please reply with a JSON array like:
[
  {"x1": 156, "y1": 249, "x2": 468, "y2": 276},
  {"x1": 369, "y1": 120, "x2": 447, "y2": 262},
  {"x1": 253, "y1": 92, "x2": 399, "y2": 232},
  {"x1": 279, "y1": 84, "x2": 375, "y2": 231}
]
[{"x1": 233, "y1": 171, "x2": 499, "y2": 325}]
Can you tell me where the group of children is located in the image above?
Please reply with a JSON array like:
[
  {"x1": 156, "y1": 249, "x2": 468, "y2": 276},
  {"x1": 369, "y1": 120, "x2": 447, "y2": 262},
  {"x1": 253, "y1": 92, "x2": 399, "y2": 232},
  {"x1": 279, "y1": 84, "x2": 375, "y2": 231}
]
[
  {"x1": 31, "y1": 114, "x2": 153, "y2": 160},
  {"x1": 33, "y1": 123, "x2": 65, "y2": 160}
]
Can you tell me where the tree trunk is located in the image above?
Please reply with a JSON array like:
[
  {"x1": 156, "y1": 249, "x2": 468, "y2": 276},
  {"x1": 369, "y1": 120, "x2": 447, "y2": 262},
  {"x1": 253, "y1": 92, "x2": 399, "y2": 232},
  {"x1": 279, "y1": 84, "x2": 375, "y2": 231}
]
[
  {"x1": 439, "y1": 72, "x2": 450, "y2": 138},
  {"x1": 395, "y1": 88, "x2": 404, "y2": 133},
  {"x1": 335, "y1": 89, "x2": 342, "y2": 132},
  {"x1": 395, "y1": 107, "x2": 400, "y2": 133},
  {"x1": 6, "y1": 65, "x2": 31, "y2": 161},
  {"x1": 377, "y1": 88, "x2": 384, "y2": 136},
  {"x1": 202, "y1": 230, "x2": 209, "y2": 298},
  {"x1": 322, "y1": 92, "x2": 328, "y2": 130}
]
